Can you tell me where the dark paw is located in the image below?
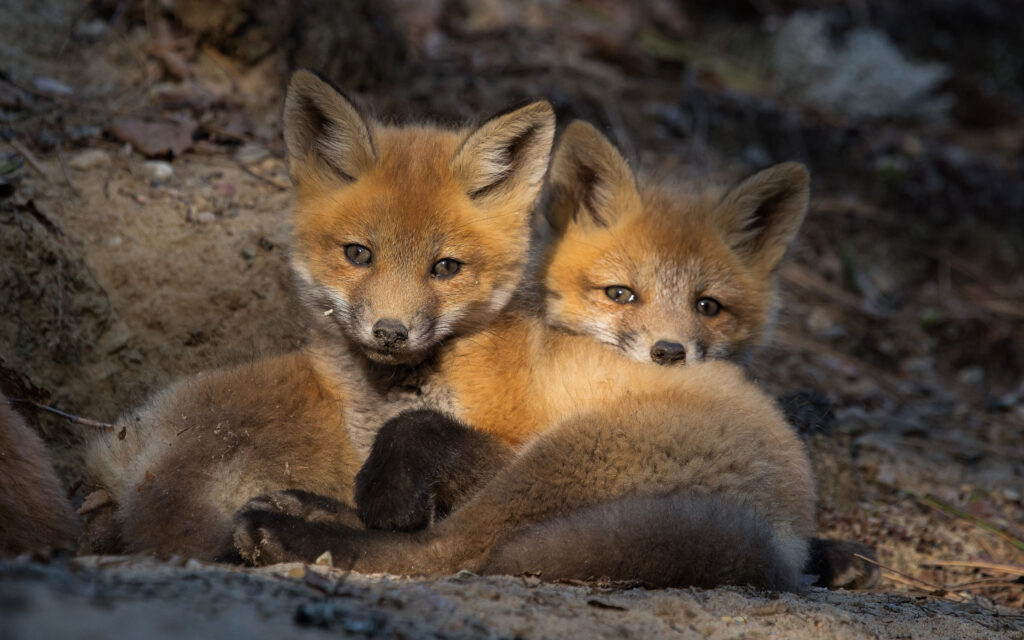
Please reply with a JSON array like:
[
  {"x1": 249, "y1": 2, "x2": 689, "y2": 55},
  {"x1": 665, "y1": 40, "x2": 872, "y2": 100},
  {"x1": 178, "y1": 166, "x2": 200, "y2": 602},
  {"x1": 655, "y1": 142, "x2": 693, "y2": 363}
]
[
  {"x1": 233, "y1": 509, "x2": 309, "y2": 566},
  {"x1": 240, "y1": 489, "x2": 358, "y2": 526},
  {"x1": 807, "y1": 538, "x2": 881, "y2": 589},
  {"x1": 356, "y1": 410, "x2": 460, "y2": 532}
]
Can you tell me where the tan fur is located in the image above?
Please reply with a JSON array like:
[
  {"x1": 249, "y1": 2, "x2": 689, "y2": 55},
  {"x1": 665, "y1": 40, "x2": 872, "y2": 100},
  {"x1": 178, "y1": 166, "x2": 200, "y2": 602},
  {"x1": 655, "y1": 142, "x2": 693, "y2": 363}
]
[
  {"x1": 0, "y1": 396, "x2": 80, "y2": 555},
  {"x1": 238, "y1": 340, "x2": 816, "y2": 587},
  {"x1": 543, "y1": 121, "x2": 809, "y2": 365},
  {"x1": 81, "y1": 72, "x2": 556, "y2": 559}
]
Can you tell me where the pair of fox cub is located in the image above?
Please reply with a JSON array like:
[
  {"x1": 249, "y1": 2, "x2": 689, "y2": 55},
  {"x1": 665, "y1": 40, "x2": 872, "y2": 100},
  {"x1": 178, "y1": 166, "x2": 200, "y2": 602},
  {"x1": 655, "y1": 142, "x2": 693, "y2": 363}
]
[{"x1": 4, "y1": 70, "x2": 873, "y2": 590}]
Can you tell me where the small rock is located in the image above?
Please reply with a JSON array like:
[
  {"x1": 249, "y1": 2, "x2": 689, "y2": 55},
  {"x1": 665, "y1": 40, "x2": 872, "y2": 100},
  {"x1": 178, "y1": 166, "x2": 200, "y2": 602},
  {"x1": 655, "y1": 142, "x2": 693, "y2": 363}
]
[
  {"x1": 241, "y1": 247, "x2": 255, "y2": 260},
  {"x1": 144, "y1": 160, "x2": 174, "y2": 182},
  {"x1": 235, "y1": 143, "x2": 269, "y2": 165},
  {"x1": 33, "y1": 76, "x2": 73, "y2": 97},
  {"x1": 314, "y1": 551, "x2": 333, "y2": 567},
  {"x1": 195, "y1": 211, "x2": 216, "y2": 224},
  {"x1": 956, "y1": 366, "x2": 984, "y2": 386},
  {"x1": 69, "y1": 149, "x2": 112, "y2": 170},
  {"x1": 107, "y1": 235, "x2": 122, "y2": 248}
]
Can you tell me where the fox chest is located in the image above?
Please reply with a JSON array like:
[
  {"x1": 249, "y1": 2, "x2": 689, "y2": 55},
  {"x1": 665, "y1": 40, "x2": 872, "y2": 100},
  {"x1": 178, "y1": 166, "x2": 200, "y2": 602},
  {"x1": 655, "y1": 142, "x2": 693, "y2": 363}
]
[{"x1": 342, "y1": 376, "x2": 455, "y2": 460}]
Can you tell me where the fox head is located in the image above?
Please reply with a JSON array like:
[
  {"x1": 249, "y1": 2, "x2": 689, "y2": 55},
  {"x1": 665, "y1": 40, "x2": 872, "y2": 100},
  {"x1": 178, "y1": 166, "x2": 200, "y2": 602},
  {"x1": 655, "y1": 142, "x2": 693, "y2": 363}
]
[
  {"x1": 543, "y1": 121, "x2": 809, "y2": 366},
  {"x1": 283, "y1": 71, "x2": 555, "y2": 364}
]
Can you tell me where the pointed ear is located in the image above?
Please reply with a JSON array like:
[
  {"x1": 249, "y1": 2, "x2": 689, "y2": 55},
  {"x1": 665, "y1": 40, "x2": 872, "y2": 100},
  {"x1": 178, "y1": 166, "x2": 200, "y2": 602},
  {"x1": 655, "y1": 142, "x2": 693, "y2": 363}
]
[
  {"x1": 450, "y1": 100, "x2": 555, "y2": 208},
  {"x1": 547, "y1": 121, "x2": 641, "y2": 234},
  {"x1": 283, "y1": 70, "x2": 376, "y2": 184},
  {"x1": 714, "y1": 162, "x2": 810, "y2": 271}
]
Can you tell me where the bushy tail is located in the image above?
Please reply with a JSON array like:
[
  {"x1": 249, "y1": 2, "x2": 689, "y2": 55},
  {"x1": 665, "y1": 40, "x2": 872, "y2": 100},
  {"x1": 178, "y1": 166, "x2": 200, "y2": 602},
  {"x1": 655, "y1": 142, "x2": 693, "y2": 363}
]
[
  {"x1": 0, "y1": 396, "x2": 80, "y2": 556},
  {"x1": 483, "y1": 494, "x2": 803, "y2": 591}
]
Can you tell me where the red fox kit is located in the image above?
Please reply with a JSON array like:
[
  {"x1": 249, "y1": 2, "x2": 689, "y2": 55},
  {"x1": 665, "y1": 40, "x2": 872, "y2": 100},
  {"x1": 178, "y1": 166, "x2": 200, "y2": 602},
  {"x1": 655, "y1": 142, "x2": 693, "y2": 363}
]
[
  {"x1": 0, "y1": 396, "x2": 79, "y2": 556},
  {"x1": 231, "y1": 124, "x2": 877, "y2": 590},
  {"x1": 229, "y1": 125, "x2": 821, "y2": 589},
  {"x1": 80, "y1": 71, "x2": 556, "y2": 559},
  {"x1": 542, "y1": 122, "x2": 807, "y2": 366}
]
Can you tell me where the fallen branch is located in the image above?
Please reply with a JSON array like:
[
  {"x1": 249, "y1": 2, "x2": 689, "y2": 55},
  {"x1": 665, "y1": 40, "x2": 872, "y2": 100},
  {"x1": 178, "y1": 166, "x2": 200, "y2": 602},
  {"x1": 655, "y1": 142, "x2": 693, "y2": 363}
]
[
  {"x1": 9, "y1": 398, "x2": 115, "y2": 432},
  {"x1": 237, "y1": 161, "x2": 289, "y2": 191},
  {"x1": 9, "y1": 139, "x2": 49, "y2": 181}
]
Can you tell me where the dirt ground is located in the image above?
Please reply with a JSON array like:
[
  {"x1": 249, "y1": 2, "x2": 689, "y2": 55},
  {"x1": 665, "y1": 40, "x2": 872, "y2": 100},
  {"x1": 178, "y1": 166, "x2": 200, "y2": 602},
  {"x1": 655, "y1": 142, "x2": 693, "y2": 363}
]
[{"x1": 1, "y1": 0, "x2": 1022, "y2": 637}]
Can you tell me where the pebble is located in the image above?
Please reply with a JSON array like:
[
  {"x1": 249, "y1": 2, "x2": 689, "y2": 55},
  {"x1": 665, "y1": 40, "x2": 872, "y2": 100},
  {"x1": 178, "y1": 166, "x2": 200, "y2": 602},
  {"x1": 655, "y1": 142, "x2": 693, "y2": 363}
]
[
  {"x1": 144, "y1": 160, "x2": 174, "y2": 182},
  {"x1": 235, "y1": 143, "x2": 269, "y2": 165},
  {"x1": 69, "y1": 149, "x2": 111, "y2": 170},
  {"x1": 195, "y1": 211, "x2": 216, "y2": 224}
]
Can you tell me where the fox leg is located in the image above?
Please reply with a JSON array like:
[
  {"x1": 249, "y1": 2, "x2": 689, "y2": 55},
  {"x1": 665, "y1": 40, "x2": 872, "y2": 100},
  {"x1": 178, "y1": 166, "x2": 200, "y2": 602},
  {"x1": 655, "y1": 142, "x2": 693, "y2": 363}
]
[
  {"x1": 354, "y1": 410, "x2": 514, "y2": 531},
  {"x1": 806, "y1": 538, "x2": 880, "y2": 589}
]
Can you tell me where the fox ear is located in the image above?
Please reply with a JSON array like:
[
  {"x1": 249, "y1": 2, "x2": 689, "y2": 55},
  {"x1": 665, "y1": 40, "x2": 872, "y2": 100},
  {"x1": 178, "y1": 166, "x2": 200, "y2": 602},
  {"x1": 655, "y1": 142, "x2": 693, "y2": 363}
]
[
  {"x1": 547, "y1": 121, "x2": 641, "y2": 234},
  {"x1": 714, "y1": 162, "x2": 810, "y2": 271},
  {"x1": 283, "y1": 70, "x2": 376, "y2": 185},
  {"x1": 451, "y1": 100, "x2": 555, "y2": 208}
]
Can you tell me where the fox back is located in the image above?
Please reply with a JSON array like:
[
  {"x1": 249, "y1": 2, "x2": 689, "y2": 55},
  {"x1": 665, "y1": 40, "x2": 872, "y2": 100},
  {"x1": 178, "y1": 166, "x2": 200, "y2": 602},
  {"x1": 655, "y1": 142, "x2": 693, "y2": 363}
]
[{"x1": 542, "y1": 121, "x2": 809, "y2": 366}]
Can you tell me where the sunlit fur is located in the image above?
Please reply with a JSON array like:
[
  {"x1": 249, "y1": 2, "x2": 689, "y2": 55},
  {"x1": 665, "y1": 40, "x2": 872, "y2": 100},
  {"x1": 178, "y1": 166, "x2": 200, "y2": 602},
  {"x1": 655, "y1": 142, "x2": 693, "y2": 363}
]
[
  {"x1": 236, "y1": 322, "x2": 817, "y2": 590},
  {"x1": 80, "y1": 72, "x2": 555, "y2": 559},
  {"x1": 542, "y1": 122, "x2": 809, "y2": 366},
  {"x1": 0, "y1": 396, "x2": 79, "y2": 555}
]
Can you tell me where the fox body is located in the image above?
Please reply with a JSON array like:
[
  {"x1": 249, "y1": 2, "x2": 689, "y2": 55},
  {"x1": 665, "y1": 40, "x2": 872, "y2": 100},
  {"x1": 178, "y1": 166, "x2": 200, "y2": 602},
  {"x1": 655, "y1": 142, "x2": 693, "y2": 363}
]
[
  {"x1": 236, "y1": 349, "x2": 817, "y2": 590},
  {"x1": 81, "y1": 71, "x2": 556, "y2": 559},
  {"x1": 230, "y1": 123, "x2": 826, "y2": 590},
  {"x1": 0, "y1": 396, "x2": 80, "y2": 556}
]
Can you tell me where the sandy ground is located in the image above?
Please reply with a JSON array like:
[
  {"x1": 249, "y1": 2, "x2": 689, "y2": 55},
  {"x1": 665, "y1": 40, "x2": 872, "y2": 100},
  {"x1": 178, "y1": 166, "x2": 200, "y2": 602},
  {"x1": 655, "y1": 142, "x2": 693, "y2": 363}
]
[
  {"x1": 1, "y1": 1, "x2": 1022, "y2": 637},
  {"x1": 2, "y1": 556, "x2": 1022, "y2": 640}
]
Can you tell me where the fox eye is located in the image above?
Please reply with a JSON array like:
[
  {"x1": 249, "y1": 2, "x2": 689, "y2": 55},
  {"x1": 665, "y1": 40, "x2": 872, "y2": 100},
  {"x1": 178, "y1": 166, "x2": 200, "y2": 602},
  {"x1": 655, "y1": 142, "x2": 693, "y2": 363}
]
[
  {"x1": 344, "y1": 244, "x2": 372, "y2": 266},
  {"x1": 696, "y1": 297, "x2": 721, "y2": 316},
  {"x1": 432, "y1": 258, "x2": 461, "y2": 278},
  {"x1": 605, "y1": 286, "x2": 637, "y2": 304}
]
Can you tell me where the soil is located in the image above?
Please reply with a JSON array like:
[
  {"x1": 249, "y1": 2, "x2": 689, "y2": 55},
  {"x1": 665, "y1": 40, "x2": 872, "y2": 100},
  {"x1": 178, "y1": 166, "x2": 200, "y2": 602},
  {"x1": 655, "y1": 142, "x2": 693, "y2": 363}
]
[{"x1": 1, "y1": 0, "x2": 1022, "y2": 637}]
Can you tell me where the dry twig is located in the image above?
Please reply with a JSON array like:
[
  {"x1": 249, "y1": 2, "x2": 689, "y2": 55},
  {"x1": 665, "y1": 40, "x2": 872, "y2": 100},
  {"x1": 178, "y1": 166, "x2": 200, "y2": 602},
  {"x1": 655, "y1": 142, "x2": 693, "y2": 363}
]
[{"x1": 9, "y1": 398, "x2": 115, "y2": 432}]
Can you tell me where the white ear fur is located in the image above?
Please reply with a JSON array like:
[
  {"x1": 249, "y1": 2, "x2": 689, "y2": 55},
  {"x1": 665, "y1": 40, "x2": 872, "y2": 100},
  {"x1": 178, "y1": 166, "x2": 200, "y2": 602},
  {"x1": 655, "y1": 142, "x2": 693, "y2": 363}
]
[
  {"x1": 283, "y1": 70, "x2": 376, "y2": 183},
  {"x1": 451, "y1": 100, "x2": 555, "y2": 205},
  {"x1": 547, "y1": 120, "x2": 641, "y2": 234},
  {"x1": 714, "y1": 162, "x2": 810, "y2": 271}
]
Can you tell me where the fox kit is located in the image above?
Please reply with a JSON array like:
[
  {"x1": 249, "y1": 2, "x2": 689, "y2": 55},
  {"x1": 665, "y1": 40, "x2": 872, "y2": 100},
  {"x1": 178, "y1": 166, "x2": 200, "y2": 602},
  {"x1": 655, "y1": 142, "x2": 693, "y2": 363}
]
[
  {"x1": 234, "y1": 125, "x2": 876, "y2": 590},
  {"x1": 0, "y1": 396, "x2": 80, "y2": 555},
  {"x1": 80, "y1": 71, "x2": 556, "y2": 559},
  {"x1": 542, "y1": 123, "x2": 807, "y2": 366},
  {"x1": 231, "y1": 124, "x2": 821, "y2": 590}
]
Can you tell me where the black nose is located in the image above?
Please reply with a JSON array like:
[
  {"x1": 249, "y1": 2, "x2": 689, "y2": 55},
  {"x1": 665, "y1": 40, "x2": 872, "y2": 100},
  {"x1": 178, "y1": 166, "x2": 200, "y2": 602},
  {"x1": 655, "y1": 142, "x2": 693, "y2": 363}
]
[
  {"x1": 373, "y1": 318, "x2": 409, "y2": 348},
  {"x1": 650, "y1": 340, "x2": 686, "y2": 365}
]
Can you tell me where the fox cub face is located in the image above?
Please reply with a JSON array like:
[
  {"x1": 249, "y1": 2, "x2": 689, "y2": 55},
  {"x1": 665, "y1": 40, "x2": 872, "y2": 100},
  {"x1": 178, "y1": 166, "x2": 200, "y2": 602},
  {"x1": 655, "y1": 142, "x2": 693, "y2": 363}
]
[
  {"x1": 284, "y1": 71, "x2": 555, "y2": 364},
  {"x1": 543, "y1": 122, "x2": 809, "y2": 366}
]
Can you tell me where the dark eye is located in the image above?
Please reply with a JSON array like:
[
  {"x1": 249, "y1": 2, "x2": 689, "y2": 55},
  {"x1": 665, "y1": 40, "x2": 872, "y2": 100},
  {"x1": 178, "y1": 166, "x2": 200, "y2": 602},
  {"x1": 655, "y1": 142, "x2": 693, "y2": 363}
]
[
  {"x1": 605, "y1": 286, "x2": 637, "y2": 304},
  {"x1": 432, "y1": 258, "x2": 461, "y2": 278},
  {"x1": 344, "y1": 244, "x2": 372, "y2": 266},
  {"x1": 696, "y1": 297, "x2": 721, "y2": 316}
]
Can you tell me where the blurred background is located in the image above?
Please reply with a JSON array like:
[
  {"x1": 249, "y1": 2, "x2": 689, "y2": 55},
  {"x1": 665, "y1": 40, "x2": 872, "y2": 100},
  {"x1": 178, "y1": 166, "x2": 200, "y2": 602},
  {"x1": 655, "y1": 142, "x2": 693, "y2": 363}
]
[{"x1": 0, "y1": 0, "x2": 1021, "y2": 608}]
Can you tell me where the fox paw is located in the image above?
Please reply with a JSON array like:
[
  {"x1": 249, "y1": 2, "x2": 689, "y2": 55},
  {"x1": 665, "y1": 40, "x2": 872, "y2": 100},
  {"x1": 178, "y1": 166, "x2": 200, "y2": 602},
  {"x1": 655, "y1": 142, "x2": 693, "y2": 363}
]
[
  {"x1": 233, "y1": 509, "x2": 310, "y2": 566},
  {"x1": 355, "y1": 411, "x2": 455, "y2": 532},
  {"x1": 808, "y1": 538, "x2": 880, "y2": 590},
  {"x1": 240, "y1": 490, "x2": 361, "y2": 527}
]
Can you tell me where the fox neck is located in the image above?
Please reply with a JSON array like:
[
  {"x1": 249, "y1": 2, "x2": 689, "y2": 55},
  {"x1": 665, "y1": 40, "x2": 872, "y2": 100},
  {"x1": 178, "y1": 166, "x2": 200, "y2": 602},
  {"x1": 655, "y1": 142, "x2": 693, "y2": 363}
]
[{"x1": 304, "y1": 324, "x2": 455, "y2": 460}]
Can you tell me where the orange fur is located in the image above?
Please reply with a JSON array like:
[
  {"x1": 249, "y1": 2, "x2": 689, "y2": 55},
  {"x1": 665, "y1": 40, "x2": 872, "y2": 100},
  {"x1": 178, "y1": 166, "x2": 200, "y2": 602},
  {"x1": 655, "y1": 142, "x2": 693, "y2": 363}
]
[
  {"x1": 81, "y1": 71, "x2": 556, "y2": 559},
  {"x1": 543, "y1": 121, "x2": 809, "y2": 367}
]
